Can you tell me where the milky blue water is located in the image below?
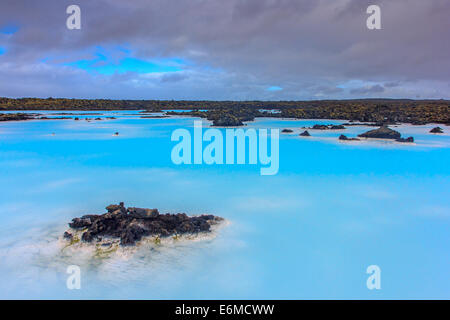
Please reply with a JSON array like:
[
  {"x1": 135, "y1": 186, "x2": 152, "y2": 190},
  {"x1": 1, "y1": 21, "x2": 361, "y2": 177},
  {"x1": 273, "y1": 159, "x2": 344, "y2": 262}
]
[{"x1": 0, "y1": 111, "x2": 449, "y2": 299}]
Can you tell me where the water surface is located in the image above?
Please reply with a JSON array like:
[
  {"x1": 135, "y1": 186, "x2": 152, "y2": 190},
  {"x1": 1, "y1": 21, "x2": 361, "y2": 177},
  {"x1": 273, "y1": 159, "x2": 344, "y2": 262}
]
[{"x1": 0, "y1": 111, "x2": 449, "y2": 299}]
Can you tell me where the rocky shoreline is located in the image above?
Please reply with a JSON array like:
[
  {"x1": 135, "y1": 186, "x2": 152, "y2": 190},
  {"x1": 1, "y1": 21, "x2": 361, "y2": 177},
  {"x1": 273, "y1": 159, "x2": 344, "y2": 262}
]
[
  {"x1": 64, "y1": 203, "x2": 224, "y2": 246},
  {"x1": 0, "y1": 113, "x2": 35, "y2": 121},
  {"x1": 2, "y1": 98, "x2": 449, "y2": 125}
]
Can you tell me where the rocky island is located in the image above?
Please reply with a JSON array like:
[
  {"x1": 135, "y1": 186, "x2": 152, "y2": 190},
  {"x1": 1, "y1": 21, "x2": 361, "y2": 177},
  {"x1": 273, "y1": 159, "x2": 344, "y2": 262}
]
[
  {"x1": 64, "y1": 202, "x2": 224, "y2": 246},
  {"x1": 166, "y1": 108, "x2": 261, "y2": 127},
  {"x1": 430, "y1": 127, "x2": 444, "y2": 133},
  {"x1": 339, "y1": 134, "x2": 360, "y2": 141},
  {"x1": 299, "y1": 130, "x2": 311, "y2": 136},
  {"x1": 358, "y1": 126, "x2": 414, "y2": 143}
]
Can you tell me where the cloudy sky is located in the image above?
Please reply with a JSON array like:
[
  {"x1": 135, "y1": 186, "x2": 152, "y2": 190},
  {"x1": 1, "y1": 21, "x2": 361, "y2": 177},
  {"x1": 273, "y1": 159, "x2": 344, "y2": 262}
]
[{"x1": 0, "y1": 0, "x2": 449, "y2": 100}]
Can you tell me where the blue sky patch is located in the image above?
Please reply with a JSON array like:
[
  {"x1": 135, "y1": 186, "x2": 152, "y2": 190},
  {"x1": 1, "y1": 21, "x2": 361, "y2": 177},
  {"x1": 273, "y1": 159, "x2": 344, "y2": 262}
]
[
  {"x1": 267, "y1": 86, "x2": 283, "y2": 92},
  {"x1": 0, "y1": 24, "x2": 19, "y2": 35},
  {"x1": 65, "y1": 47, "x2": 185, "y2": 75}
]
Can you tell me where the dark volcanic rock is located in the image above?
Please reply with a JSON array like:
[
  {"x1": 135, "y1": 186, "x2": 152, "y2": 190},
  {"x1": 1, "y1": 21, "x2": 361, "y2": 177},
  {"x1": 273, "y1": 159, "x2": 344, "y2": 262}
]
[
  {"x1": 0, "y1": 113, "x2": 33, "y2": 122},
  {"x1": 128, "y1": 207, "x2": 159, "y2": 219},
  {"x1": 396, "y1": 137, "x2": 414, "y2": 143},
  {"x1": 430, "y1": 127, "x2": 443, "y2": 133},
  {"x1": 299, "y1": 130, "x2": 310, "y2": 136},
  {"x1": 65, "y1": 203, "x2": 223, "y2": 246},
  {"x1": 342, "y1": 122, "x2": 379, "y2": 127},
  {"x1": 69, "y1": 217, "x2": 93, "y2": 229},
  {"x1": 312, "y1": 124, "x2": 329, "y2": 130},
  {"x1": 330, "y1": 125, "x2": 346, "y2": 130},
  {"x1": 339, "y1": 134, "x2": 359, "y2": 141},
  {"x1": 281, "y1": 129, "x2": 293, "y2": 133},
  {"x1": 106, "y1": 202, "x2": 127, "y2": 214},
  {"x1": 309, "y1": 124, "x2": 346, "y2": 130},
  {"x1": 63, "y1": 231, "x2": 73, "y2": 240},
  {"x1": 168, "y1": 108, "x2": 259, "y2": 127},
  {"x1": 358, "y1": 126, "x2": 401, "y2": 139}
]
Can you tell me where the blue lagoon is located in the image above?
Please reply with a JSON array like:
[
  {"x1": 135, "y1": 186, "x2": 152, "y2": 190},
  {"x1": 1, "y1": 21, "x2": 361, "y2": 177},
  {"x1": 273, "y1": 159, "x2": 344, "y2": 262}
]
[{"x1": 0, "y1": 112, "x2": 449, "y2": 299}]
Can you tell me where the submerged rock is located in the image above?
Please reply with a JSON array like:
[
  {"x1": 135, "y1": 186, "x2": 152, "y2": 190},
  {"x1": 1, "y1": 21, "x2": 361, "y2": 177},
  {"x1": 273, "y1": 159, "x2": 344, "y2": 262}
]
[
  {"x1": 65, "y1": 203, "x2": 223, "y2": 246},
  {"x1": 299, "y1": 130, "x2": 311, "y2": 136},
  {"x1": 396, "y1": 137, "x2": 414, "y2": 143},
  {"x1": 358, "y1": 126, "x2": 401, "y2": 139},
  {"x1": 281, "y1": 129, "x2": 293, "y2": 133},
  {"x1": 430, "y1": 127, "x2": 443, "y2": 133}
]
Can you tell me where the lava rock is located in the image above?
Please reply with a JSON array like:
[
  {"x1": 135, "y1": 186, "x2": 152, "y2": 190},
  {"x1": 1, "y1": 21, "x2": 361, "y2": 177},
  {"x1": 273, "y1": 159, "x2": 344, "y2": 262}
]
[
  {"x1": 69, "y1": 217, "x2": 93, "y2": 229},
  {"x1": 312, "y1": 124, "x2": 329, "y2": 130},
  {"x1": 299, "y1": 130, "x2": 311, "y2": 136},
  {"x1": 106, "y1": 202, "x2": 126, "y2": 214},
  {"x1": 330, "y1": 125, "x2": 346, "y2": 130},
  {"x1": 128, "y1": 207, "x2": 159, "y2": 219},
  {"x1": 430, "y1": 127, "x2": 443, "y2": 133},
  {"x1": 0, "y1": 113, "x2": 33, "y2": 122},
  {"x1": 358, "y1": 126, "x2": 401, "y2": 139},
  {"x1": 120, "y1": 224, "x2": 147, "y2": 246},
  {"x1": 309, "y1": 124, "x2": 346, "y2": 130},
  {"x1": 339, "y1": 134, "x2": 359, "y2": 141},
  {"x1": 63, "y1": 231, "x2": 73, "y2": 240},
  {"x1": 64, "y1": 203, "x2": 223, "y2": 246},
  {"x1": 396, "y1": 137, "x2": 414, "y2": 143}
]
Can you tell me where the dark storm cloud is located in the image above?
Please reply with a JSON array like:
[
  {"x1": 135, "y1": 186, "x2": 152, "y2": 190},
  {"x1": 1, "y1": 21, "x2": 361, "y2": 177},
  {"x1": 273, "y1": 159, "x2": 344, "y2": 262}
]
[
  {"x1": 0, "y1": 0, "x2": 449, "y2": 99},
  {"x1": 384, "y1": 82, "x2": 400, "y2": 88},
  {"x1": 160, "y1": 72, "x2": 189, "y2": 83}
]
